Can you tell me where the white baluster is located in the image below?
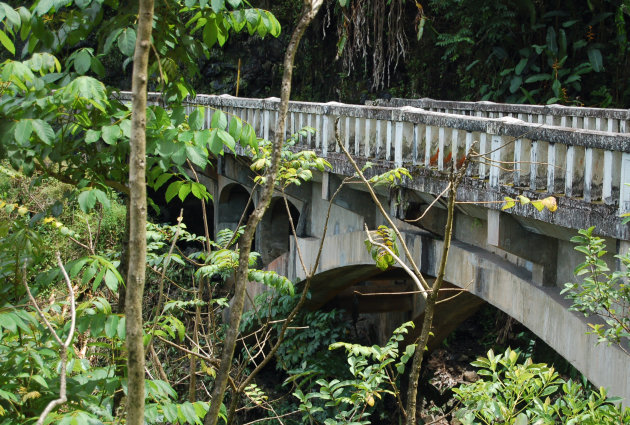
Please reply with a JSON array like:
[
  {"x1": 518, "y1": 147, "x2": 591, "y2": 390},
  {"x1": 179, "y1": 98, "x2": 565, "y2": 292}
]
[
  {"x1": 489, "y1": 135, "x2": 501, "y2": 188},
  {"x1": 603, "y1": 150, "x2": 621, "y2": 205},
  {"x1": 584, "y1": 148, "x2": 594, "y2": 202},
  {"x1": 315, "y1": 114, "x2": 321, "y2": 149},
  {"x1": 395, "y1": 122, "x2": 403, "y2": 167},
  {"x1": 619, "y1": 153, "x2": 630, "y2": 213},
  {"x1": 565, "y1": 146, "x2": 575, "y2": 197},
  {"x1": 547, "y1": 143, "x2": 556, "y2": 193},
  {"x1": 530, "y1": 140, "x2": 539, "y2": 190},
  {"x1": 364, "y1": 119, "x2": 372, "y2": 157},
  {"x1": 322, "y1": 114, "x2": 330, "y2": 156},
  {"x1": 465, "y1": 131, "x2": 473, "y2": 176},
  {"x1": 263, "y1": 110, "x2": 270, "y2": 141},
  {"x1": 386, "y1": 120, "x2": 393, "y2": 161}
]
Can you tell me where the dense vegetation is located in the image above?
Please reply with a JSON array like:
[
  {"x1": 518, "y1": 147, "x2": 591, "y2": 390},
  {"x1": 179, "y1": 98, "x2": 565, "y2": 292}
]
[
  {"x1": 209, "y1": 0, "x2": 630, "y2": 107},
  {"x1": 0, "y1": 1, "x2": 629, "y2": 425}
]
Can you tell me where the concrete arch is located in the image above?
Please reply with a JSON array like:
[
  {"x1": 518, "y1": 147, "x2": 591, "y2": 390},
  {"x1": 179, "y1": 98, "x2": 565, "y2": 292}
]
[
  {"x1": 216, "y1": 182, "x2": 254, "y2": 236},
  {"x1": 259, "y1": 197, "x2": 301, "y2": 264},
  {"x1": 283, "y1": 229, "x2": 629, "y2": 402}
]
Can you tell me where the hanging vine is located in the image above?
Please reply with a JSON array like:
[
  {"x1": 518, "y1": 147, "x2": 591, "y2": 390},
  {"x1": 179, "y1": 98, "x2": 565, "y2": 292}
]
[{"x1": 327, "y1": 0, "x2": 424, "y2": 91}]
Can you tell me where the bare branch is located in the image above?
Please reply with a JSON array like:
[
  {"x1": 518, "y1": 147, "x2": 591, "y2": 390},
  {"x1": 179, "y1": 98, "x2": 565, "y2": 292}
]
[
  {"x1": 364, "y1": 224, "x2": 428, "y2": 300},
  {"x1": 24, "y1": 253, "x2": 76, "y2": 425},
  {"x1": 335, "y1": 121, "x2": 430, "y2": 292},
  {"x1": 405, "y1": 183, "x2": 451, "y2": 223}
]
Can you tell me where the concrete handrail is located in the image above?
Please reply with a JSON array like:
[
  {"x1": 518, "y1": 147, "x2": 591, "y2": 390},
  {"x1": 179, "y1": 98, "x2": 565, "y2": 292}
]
[
  {"x1": 371, "y1": 97, "x2": 630, "y2": 132},
  {"x1": 118, "y1": 92, "x2": 630, "y2": 212}
]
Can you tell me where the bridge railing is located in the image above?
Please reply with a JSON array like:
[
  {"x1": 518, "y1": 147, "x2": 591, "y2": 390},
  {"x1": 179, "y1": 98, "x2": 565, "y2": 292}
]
[
  {"x1": 371, "y1": 98, "x2": 630, "y2": 135},
  {"x1": 147, "y1": 93, "x2": 630, "y2": 212}
]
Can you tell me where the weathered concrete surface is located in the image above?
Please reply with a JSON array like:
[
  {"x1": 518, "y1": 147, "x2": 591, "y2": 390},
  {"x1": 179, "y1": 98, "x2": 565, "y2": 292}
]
[
  {"x1": 282, "y1": 230, "x2": 629, "y2": 403},
  {"x1": 374, "y1": 97, "x2": 630, "y2": 122},
  {"x1": 160, "y1": 94, "x2": 630, "y2": 404}
]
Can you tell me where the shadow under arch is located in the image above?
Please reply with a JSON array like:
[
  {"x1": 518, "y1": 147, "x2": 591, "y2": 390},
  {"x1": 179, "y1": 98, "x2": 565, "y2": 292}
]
[
  {"x1": 148, "y1": 183, "x2": 215, "y2": 241},
  {"x1": 217, "y1": 183, "x2": 255, "y2": 237},
  {"x1": 299, "y1": 263, "x2": 484, "y2": 347},
  {"x1": 259, "y1": 197, "x2": 301, "y2": 264}
]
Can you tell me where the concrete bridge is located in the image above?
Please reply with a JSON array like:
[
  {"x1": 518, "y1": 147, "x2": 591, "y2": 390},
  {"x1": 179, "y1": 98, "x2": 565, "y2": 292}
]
[{"x1": 145, "y1": 93, "x2": 630, "y2": 402}]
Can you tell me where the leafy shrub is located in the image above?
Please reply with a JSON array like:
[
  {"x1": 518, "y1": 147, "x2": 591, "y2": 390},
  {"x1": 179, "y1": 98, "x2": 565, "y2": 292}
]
[
  {"x1": 453, "y1": 348, "x2": 630, "y2": 424},
  {"x1": 562, "y1": 227, "x2": 630, "y2": 352}
]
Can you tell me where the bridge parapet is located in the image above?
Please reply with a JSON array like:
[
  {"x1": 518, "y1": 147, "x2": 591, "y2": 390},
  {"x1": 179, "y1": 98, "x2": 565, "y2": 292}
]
[
  {"x1": 139, "y1": 92, "x2": 630, "y2": 238},
  {"x1": 184, "y1": 94, "x2": 630, "y2": 207},
  {"x1": 372, "y1": 97, "x2": 630, "y2": 134}
]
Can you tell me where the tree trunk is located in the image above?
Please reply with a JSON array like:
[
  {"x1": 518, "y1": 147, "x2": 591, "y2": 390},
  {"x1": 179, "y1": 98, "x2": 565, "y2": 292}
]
[
  {"x1": 126, "y1": 0, "x2": 154, "y2": 424},
  {"x1": 204, "y1": 2, "x2": 323, "y2": 424},
  {"x1": 405, "y1": 178, "x2": 457, "y2": 425}
]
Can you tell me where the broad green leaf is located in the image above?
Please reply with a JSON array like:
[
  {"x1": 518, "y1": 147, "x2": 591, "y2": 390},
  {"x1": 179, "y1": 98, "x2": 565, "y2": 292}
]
[
  {"x1": 217, "y1": 129, "x2": 235, "y2": 152},
  {"x1": 179, "y1": 182, "x2": 192, "y2": 201},
  {"x1": 59, "y1": 76, "x2": 108, "y2": 111},
  {"x1": 186, "y1": 145, "x2": 207, "y2": 168},
  {"x1": 208, "y1": 129, "x2": 223, "y2": 155},
  {"x1": 14, "y1": 119, "x2": 33, "y2": 145},
  {"x1": 195, "y1": 129, "x2": 212, "y2": 148},
  {"x1": 104, "y1": 269, "x2": 118, "y2": 291},
  {"x1": 104, "y1": 315, "x2": 120, "y2": 338},
  {"x1": 85, "y1": 129, "x2": 101, "y2": 144},
  {"x1": 211, "y1": 110, "x2": 227, "y2": 130},
  {"x1": 165, "y1": 181, "x2": 183, "y2": 202},
  {"x1": 102, "y1": 124, "x2": 121, "y2": 145},
  {"x1": 154, "y1": 173, "x2": 172, "y2": 190},
  {"x1": 211, "y1": 0, "x2": 225, "y2": 12},
  {"x1": 104, "y1": 28, "x2": 123, "y2": 54},
  {"x1": 515, "y1": 57, "x2": 527, "y2": 75},
  {"x1": 93, "y1": 189, "x2": 111, "y2": 209},
  {"x1": 0, "y1": 29, "x2": 15, "y2": 55},
  {"x1": 117, "y1": 28, "x2": 136, "y2": 56},
  {"x1": 240, "y1": 123, "x2": 257, "y2": 149},
  {"x1": 203, "y1": 19, "x2": 218, "y2": 49},
  {"x1": 32, "y1": 119, "x2": 54, "y2": 145},
  {"x1": 189, "y1": 107, "x2": 204, "y2": 130},
  {"x1": 78, "y1": 190, "x2": 97, "y2": 212},
  {"x1": 509, "y1": 75, "x2": 522, "y2": 93},
  {"x1": 587, "y1": 48, "x2": 603, "y2": 72},
  {"x1": 228, "y1": 116, "x2": 242, "y2": 140},
  {"x1": 117, "y1": 317, "x2": 126, "y2": 339},
  {"x1": 90, "y1": 56, "x2": 106, "y2": 77},
  {"x1": 191, "y1": 182, "x2": 207, "y2": 199},
  {"x1": 525, "y1": 73, "x2": 551, "y2": 83},
  {"x1": 74, "y1": 49, "x2": 91, "y2": 74}
]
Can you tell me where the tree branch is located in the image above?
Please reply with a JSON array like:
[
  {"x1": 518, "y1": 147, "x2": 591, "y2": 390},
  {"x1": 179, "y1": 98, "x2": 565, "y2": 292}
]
[
  {"x1": 23, "y1": 253, "x2": 76, "y2": 425},
  {"x1": 204, "y1": 2, "x2": 323, "y2": 424}
]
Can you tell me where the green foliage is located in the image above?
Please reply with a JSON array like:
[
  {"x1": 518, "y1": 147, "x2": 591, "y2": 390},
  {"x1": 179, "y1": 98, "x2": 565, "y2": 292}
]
[
  {"x1": 241, "y1": 291, "x2": 349, "y2": 374},
  {"x1": 364, "y1": 225, "x2": 399, "y2": 271},
  {"x1": 0, "y1": 0, "x2": 288, "y2": 423},
  {"x1": 561, "y1": 227, "x2": 630, "y2": 350},
  {"x1": 453, "y1": 348, "x2": 630, "y2": 424},
  {"x1": 362, "y1": 164, "x2": 411, "y2": 187},
  {"x1": 293, "y1": 322, "x2": 416, "y2": 425},
  {"x1": 502, "y1": 195, "x2": 558, "y2": 212},
  {"x1": 250, "y1": 128, "x2": 331, "y2": 188}
]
